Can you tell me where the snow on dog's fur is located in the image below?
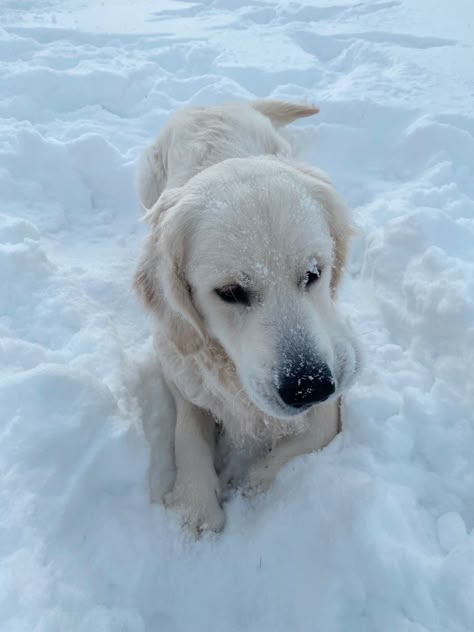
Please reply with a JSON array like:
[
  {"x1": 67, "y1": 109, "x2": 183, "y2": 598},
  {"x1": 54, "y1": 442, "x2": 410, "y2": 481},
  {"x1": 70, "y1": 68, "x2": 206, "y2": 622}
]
[{"x1": 134, "y1": 100, "x2": 360, "y2": 533}]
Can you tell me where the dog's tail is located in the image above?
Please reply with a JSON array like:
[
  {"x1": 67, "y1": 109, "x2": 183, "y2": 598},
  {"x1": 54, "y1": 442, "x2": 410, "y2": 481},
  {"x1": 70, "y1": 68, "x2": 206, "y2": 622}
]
[{"x1": 251, "y1": 99, "x2": 319, "y2": 127}]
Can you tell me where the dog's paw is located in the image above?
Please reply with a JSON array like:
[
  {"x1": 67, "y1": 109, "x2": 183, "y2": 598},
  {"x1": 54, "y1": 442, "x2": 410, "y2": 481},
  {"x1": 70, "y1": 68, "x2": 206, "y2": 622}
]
[{"x1": 164, "y1": 482, "x2": 225, "y2": 535}]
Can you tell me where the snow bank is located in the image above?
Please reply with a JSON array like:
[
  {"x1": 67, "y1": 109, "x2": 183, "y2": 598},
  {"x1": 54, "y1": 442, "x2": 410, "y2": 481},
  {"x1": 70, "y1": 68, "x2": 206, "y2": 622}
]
[{"x1": 1, "y1": 1, "x2": 473, "y2": 630}]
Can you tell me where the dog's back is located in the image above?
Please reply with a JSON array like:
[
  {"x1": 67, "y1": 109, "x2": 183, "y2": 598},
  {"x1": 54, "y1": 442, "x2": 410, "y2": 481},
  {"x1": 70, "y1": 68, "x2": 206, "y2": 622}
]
[{"x1": 136, "y1": 100, "x2": 318, "y2": 210}]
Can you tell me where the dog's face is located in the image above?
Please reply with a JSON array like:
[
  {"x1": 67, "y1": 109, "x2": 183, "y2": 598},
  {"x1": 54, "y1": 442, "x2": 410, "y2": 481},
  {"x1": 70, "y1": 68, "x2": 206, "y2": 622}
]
[{"x1": 137, "y1": 158, "x2": 359, "y2": 420}]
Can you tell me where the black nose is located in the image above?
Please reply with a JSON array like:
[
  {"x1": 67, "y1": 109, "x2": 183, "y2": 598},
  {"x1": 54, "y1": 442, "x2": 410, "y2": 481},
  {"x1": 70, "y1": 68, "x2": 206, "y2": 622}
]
[{"x1": 277, "y1": 361, "x2": 335, "y2": 409}]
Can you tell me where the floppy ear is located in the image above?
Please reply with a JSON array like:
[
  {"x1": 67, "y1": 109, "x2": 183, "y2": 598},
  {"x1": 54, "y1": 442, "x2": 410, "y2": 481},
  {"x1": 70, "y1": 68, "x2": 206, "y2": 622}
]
[
  {"x1": 134, "y1": 189, "x2": 206, "y2": 355},
  {"x1": 289, "y1": 161, "x2": 354, "y2": 295}
]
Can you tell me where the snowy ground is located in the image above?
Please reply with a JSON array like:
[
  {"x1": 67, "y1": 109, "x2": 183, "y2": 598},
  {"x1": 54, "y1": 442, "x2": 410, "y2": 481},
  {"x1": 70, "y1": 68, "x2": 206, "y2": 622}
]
[{"x1": 1, "y1": 1, "x2": 474, "y2": 630}]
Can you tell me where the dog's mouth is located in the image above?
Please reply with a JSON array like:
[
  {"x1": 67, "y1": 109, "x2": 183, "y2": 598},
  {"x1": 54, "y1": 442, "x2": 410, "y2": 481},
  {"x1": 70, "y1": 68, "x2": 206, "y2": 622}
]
[{"x1": 269, "y1": 398, "x2": 314, "y2": 419}]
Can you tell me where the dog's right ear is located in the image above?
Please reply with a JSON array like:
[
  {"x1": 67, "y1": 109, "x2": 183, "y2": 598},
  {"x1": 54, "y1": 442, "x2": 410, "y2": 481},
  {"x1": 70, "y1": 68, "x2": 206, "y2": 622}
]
[
  {"x1": 134, "y1": 188, "x2": 206, "y2": 356},
  {"x1": 134, "y1": 232, "x2": 160, "y2": 310},
  {"x1": 134, "y1": 188, "x2": 183, "y2": 309},
  {"x1": 141, "y1": 187, "x2": 183, "y2": 227}
]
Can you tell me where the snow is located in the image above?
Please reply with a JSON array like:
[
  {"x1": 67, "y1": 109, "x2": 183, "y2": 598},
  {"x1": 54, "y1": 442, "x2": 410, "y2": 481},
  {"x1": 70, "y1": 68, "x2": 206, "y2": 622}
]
[{"x1": 1, "y1": 0, "x2": 473, "y2": 630}]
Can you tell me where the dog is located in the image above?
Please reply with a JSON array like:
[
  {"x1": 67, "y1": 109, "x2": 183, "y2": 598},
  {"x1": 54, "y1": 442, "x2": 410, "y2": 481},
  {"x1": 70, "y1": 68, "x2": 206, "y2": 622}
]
[{"x1": 134, "y1": 100, "x2": 360, "y2": 533}]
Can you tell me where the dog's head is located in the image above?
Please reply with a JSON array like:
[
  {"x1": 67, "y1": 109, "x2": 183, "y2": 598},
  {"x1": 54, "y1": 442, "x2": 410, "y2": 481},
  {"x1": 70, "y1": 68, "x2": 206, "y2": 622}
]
[{"x1": 135, "y1": 157, "x2": 359, "y2": 419}]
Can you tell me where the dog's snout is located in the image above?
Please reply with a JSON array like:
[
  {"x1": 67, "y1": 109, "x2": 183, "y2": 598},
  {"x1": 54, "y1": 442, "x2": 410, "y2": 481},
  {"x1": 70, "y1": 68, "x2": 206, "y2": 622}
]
[{"x1": 276, "y1": 360, "x2": 335, "y2": 409}]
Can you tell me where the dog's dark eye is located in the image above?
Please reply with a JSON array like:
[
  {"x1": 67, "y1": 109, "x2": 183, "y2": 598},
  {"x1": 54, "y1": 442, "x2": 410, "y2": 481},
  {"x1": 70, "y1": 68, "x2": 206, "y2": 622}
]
[
  {"x1": 303, "y1": 267, "x2": 320, "y2": 289},
  {"x1": 215, "y1": 284, "x2": 251, "y2": 306}
]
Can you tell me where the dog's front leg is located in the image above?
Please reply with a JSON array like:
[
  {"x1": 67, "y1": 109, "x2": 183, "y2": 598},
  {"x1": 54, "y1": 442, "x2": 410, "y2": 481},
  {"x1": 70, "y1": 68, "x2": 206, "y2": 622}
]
[{"x1": 165, "y1": 392, "x2": 224, "y2": 534}]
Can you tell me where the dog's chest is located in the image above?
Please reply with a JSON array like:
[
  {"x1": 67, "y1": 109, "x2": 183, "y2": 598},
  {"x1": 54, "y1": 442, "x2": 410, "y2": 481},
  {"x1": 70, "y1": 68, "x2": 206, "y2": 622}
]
[{"x1": 214, "y1": 423, "x2": 270, "y2": 490}]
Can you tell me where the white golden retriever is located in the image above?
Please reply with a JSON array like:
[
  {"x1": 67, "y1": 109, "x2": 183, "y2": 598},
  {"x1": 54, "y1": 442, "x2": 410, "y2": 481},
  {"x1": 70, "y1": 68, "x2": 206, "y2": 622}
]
[{"x1": 134, "y1": 100, "x2": 360, "y2": 533}]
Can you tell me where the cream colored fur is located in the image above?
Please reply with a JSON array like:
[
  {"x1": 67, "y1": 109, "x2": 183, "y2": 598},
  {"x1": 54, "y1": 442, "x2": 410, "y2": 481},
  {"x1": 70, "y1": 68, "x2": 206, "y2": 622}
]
[{"x1": 134, "y1": 100, "x2": 359, "y2": 534}]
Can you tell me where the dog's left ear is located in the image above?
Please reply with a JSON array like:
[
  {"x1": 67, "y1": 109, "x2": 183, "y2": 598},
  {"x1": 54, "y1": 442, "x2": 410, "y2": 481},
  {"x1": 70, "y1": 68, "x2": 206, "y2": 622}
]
[{"x1": 289, "y1": 161, "x2": 355, "y2": 294}]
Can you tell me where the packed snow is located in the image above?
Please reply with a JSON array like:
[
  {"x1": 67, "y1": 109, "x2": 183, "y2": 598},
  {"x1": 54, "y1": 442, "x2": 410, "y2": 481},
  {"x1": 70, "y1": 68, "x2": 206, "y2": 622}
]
[{"x1": 1, "y1": 0, "x2": 473, "y2": 630}]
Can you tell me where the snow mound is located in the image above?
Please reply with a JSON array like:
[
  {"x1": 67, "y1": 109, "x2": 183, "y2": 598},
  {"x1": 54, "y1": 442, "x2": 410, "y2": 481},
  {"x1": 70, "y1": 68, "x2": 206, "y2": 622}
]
[{"x1": 0, "y1": 1, "x2": 473, "y2": 630}]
